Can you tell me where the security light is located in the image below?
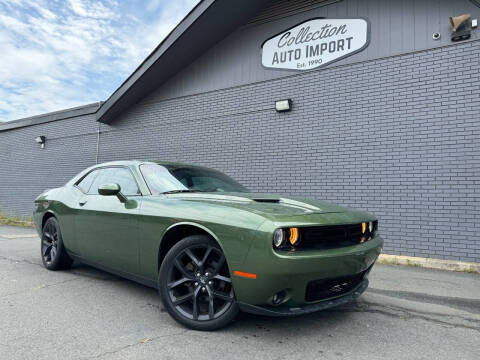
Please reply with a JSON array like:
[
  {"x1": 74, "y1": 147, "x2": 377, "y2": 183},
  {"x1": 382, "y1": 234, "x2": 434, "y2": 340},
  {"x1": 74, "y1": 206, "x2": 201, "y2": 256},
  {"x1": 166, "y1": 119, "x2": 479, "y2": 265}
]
[
  {"x1": 275, "y1": 99, "x2": 292, "y2": 112},
  {"x1": 35, "y1": 136, "x2": 46, "y2": 149},
  {"x1": 449, "y1": 14, "x2": 472, "y2": 42}
]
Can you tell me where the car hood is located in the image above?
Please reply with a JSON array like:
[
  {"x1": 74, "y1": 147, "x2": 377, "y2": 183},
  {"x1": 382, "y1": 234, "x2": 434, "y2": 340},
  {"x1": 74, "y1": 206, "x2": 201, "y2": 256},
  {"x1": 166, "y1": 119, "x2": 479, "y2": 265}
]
[{"x1": 165, "y1": 192, "x2": 371, "y2": 221}]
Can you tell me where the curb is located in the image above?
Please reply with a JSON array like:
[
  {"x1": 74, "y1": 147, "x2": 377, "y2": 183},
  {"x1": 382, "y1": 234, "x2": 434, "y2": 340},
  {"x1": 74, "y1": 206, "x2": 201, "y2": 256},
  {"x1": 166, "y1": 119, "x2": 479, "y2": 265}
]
[
  {"x1": 379, "y1": 254, "x2": 480, "y2": 274},
  {"x1": 0, "y1": 220, "x2": 34, "y2": 228}
]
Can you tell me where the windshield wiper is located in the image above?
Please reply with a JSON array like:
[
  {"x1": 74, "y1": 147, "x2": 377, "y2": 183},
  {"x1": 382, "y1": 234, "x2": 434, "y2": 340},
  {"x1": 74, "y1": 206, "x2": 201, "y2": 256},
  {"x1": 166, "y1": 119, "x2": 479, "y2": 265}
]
[{"x1": 161, "y1": 189, "x2": 203, "y2": 195}]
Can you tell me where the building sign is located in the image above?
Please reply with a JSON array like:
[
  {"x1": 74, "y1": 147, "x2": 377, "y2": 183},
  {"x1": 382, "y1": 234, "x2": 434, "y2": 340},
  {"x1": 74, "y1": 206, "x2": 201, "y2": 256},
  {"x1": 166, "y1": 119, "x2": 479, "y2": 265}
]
[{"x1": 261, "y1": 18, "x2": 369, "y2": 71}]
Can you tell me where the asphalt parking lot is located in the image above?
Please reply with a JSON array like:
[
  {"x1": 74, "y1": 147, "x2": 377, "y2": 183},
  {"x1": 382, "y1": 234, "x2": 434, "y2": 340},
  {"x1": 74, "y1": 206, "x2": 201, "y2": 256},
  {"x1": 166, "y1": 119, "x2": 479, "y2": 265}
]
[{"x1": 0, "y1": 225, "x2": 479, "y2": 360}]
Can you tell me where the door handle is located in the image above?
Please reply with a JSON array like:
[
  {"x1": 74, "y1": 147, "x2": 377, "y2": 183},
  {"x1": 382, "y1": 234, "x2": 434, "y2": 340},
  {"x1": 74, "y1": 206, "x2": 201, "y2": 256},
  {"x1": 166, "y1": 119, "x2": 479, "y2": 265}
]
[{"x1": 79, "y1": 200, "x2": 87, "y2": 206}]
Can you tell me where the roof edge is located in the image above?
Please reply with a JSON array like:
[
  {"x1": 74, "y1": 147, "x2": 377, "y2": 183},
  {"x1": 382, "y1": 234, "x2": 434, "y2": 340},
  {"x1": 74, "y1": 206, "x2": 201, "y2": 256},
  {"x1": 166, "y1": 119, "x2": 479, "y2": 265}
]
[
  {"x1": 0, "y1": 102, "x2": 103, "y2": 132},
  {"x1": 96, "y1": 0, "x2": 215, "y2": 124}
]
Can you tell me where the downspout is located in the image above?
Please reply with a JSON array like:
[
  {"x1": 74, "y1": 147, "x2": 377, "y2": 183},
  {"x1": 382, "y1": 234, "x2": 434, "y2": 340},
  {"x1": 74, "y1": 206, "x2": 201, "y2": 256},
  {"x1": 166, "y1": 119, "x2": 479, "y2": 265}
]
[{"x1": 95, "y1": 122, "x2": 100, "y2": 164}]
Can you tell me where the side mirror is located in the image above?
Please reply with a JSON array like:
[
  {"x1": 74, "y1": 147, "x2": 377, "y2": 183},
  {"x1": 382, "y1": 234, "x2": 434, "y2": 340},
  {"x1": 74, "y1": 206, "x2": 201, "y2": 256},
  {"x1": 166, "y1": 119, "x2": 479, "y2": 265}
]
[
  {"x1": 98, "y1": 183, "x2": 120, "y2": 196},
  {"x1": 98, "y1": 183, "x2": 127, "y2": 203}
]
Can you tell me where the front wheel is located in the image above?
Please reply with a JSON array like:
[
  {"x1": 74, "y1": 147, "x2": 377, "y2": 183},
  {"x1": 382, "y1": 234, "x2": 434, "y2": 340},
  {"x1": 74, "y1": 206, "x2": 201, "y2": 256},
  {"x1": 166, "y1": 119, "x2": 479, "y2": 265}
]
[
  {"x1": 41, "y1": 217, "x2": 73, "y2": 270},
  {"x1": 159, "y1": 235, "x2": 238, "y2": 331}
]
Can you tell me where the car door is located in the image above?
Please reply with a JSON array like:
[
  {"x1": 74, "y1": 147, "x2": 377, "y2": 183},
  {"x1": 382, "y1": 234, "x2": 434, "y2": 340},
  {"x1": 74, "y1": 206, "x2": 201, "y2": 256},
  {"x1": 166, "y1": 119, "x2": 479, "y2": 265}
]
[{"x1": 75, "y1": 166, "x2": 142, "y2": 275}]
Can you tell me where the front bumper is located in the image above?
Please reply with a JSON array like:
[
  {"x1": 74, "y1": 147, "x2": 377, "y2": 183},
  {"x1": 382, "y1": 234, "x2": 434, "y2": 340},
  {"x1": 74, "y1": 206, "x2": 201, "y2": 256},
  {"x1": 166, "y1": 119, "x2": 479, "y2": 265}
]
[
  {"x1": 33, "y1": 210, "x2": 42, "y2": 237},
  {"x1": 231, "y1": 234, "x2": 383, "y2": 308},
  {"x1": 238, "y1": 277, "x2": 368, "y2": 316}
]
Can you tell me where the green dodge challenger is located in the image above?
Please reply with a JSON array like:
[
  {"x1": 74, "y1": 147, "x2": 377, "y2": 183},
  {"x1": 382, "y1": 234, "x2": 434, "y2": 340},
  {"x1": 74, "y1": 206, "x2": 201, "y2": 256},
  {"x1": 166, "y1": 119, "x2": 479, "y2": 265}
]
[{"x1": 33, "y1": 160, "x2": 383, "y2": 330}]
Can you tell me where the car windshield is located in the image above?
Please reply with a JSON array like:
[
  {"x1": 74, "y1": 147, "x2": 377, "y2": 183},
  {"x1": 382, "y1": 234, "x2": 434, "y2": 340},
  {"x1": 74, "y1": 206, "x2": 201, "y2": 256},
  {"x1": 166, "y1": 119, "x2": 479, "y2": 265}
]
[{"x1": 140, "y1": 164, "x2": 249, "y2": 194}]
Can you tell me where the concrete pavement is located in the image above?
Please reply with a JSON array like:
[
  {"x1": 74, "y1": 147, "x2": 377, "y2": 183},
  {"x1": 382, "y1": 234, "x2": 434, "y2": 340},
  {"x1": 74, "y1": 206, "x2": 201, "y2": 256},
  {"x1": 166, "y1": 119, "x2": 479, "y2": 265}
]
[{"x1": 0, "y1": 225, "x2": 479, "y2": 360}]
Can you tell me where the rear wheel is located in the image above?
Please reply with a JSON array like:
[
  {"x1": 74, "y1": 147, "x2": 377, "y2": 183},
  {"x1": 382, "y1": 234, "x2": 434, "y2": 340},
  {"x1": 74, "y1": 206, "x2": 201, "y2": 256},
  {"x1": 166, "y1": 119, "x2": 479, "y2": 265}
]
[
  {"x1": 41, "y1": 217, "x2": 73, "y2": 270},
  {"x1": 159, "y1": 235, "x2": 238, "y2": 331}
]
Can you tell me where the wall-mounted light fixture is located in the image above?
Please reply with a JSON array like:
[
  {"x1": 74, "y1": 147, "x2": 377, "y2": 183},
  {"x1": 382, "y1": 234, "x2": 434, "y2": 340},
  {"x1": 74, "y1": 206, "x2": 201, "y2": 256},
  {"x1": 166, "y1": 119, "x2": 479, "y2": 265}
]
[
  {"x1": 275, "y1": 99, "x2": 292, "y2": 112},
  {"x1": 449, "y1": 13, "x2": 472, "y2": 41},
  {"x1": 35, "y1": 136, "x2": 46, "y2": 149}
]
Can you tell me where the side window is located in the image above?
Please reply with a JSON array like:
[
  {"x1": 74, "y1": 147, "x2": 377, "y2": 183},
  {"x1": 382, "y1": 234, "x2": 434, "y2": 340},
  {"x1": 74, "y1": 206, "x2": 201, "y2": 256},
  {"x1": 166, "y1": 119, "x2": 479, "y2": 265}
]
[
  {"x1": 77, "y1": 170, "x2": 98, "y2": 193},
  {"x1": 89, "y1": 169, "x2": 112, "y2": 195},
  {"x1": 89, "y1": 167, "x2": 140, "y2": 196},
  {"x1": 110, "y1": 168, "x2": 140, "y2": 195}
]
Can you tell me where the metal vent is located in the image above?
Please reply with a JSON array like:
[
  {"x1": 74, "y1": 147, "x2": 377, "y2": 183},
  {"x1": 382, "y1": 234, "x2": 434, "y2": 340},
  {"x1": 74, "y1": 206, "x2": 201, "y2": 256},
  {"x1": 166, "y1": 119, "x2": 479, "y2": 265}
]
[{"x1": 246, "y1": 0, "x2": 343, "y2": 26}]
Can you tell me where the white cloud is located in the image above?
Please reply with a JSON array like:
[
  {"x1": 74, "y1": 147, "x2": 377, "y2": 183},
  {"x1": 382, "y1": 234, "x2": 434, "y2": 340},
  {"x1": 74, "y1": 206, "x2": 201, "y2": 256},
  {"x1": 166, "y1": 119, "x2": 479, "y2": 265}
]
[
  {"x1": 0, "y1": 0, "x2": 199, "y2": 121},
  {"x1": 67, "y1": 0, "x2": 116, "y2": 19}
]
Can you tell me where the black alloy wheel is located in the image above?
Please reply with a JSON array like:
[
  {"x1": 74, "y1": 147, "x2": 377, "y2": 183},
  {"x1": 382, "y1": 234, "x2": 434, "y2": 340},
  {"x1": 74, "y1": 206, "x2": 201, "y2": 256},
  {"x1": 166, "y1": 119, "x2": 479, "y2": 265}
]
[
  {"x1": 41, "y1": 217, "x2": 73, "y2": 270},
  {"x1": 159, "y1": 235, "x2": 238, "y2": 331}
]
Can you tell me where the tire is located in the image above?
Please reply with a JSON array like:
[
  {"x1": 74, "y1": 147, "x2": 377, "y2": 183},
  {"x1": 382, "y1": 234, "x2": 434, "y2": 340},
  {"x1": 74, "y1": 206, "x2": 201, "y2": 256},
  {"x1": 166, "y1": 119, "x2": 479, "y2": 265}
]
[
  {"x1": 159, "y1": 235, "x2": 239, "y2": 331},
  {"x1": 41, "y1": 217, "x2": 73, "y2": 270}
]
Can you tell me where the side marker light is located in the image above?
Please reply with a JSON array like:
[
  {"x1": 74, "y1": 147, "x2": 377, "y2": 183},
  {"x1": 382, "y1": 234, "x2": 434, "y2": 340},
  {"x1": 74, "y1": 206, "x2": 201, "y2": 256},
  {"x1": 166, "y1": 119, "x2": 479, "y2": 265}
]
[{"x1": 233, "y1": 271, "x2": 257, "y2": 279}]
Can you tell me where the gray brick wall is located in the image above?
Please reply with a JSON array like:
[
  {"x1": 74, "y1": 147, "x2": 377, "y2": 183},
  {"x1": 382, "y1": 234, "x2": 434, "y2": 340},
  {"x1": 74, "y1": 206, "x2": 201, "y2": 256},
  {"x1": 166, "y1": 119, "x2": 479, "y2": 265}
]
[
  {"x1": 0, "y1": 36, "x2": 478, "y2": 263},
  {"x1": 98, "y1": 39, "x2": 480, "y2": 262},
  {"x1": 0, "y1": 114, "x2": 98, "y2": 217}
]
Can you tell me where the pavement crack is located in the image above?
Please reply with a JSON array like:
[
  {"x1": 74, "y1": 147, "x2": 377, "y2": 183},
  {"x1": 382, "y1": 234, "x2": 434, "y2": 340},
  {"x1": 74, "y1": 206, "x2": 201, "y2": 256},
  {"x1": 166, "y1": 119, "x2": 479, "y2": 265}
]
[
  {"x1": 368, "y1": 287, "x2": 480, "y2": 314},
  {"x1": 336, "y1": 300, "x2": 480, "y2": 333},
  {"x1": 0, "y1": 255, "x2": 42, "y2": 267},
  {"x1": 0, "y1": 277, "x2": 83, "y2": 298},
  {"x1": 88, "y1": 330, "x2": 189, "y2": 359}
]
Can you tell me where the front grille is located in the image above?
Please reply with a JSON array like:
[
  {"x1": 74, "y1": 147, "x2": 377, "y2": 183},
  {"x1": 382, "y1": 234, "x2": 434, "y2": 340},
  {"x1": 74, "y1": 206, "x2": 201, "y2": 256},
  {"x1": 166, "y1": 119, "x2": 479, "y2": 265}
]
[
  {"x1": 305, "y1": 271, "x2": 367, "y2": 302},
  {"x1": 296, "y1": 221, "x2": 378, "y2": 250}
]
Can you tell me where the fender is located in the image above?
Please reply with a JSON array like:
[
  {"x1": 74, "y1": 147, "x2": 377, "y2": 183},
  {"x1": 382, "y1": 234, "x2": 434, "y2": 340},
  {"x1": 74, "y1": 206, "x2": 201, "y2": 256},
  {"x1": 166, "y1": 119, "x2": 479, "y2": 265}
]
[{"x1": 159, "y1": 221, "x2": 225, "y2": 253}]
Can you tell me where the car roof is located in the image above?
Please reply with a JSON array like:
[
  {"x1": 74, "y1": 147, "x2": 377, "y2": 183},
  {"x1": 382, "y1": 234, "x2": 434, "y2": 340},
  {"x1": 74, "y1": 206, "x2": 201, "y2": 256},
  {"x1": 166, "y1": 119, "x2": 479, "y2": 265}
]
[
  {"x1": 67, "y1": 160, "x2": 220, "y2": 187},
  {"x1": 149, "y1": 160, "x2": 208, "y2": 168},
  {"x1": 92, "y1": 160, "x2": 211, "y2": 169}
]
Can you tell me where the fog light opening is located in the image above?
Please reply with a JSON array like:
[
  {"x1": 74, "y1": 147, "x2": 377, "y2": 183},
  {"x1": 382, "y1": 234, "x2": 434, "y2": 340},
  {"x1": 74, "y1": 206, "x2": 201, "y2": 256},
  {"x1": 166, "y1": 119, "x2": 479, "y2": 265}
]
[{"x1": 272, "y1": 290, "x2": 287, "y2": 305}]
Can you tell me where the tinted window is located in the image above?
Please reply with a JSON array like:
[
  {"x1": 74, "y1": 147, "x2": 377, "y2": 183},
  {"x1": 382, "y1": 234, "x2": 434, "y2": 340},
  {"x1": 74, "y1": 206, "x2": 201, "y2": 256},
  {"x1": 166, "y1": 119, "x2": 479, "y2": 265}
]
[
  {"x1": 89, "y1": 167, "x2": 140, "y2": 196},
  {"x1": 140, "y1": 164, "x2": 187, "y2": 194},
  {"x1": 140, "y1": 163, "x2": 248, "y2": 194},
  {"x1": 77, "y1": 170, "x2": 98, "y2": 193},
  {"x1": 168, "y1": 166, "x2": 248, "y2": 193}
]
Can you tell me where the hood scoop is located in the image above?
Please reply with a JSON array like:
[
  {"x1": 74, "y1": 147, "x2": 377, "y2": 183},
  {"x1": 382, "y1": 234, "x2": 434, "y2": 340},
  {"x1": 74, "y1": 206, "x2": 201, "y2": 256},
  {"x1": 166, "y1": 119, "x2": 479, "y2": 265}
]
[
  {"x1": 251, "y1": 197, "x2": 322, "y2": 212},
  {"x1": 252, "y1": 198, "x2": 280, "y2": 203}
]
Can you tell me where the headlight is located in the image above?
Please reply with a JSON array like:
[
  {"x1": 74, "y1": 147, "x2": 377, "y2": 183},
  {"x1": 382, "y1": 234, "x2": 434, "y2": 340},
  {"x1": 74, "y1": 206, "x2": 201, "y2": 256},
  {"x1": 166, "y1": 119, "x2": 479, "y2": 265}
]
[
  {"x1": 369, "y1": 221, "x2": 378, "y2": 239},
  {"x1": 273, "y1": 228, "x2": 300, "y2": 248},
  {"x1": 288, "y1": 227, "x2": 300, "y2": 246},
  {"x1": 273, "y1": 229, "x2": 285, "y2": 248},
  {"x1": 361, "y1": 222, "x2": 367, "y2": 234}
]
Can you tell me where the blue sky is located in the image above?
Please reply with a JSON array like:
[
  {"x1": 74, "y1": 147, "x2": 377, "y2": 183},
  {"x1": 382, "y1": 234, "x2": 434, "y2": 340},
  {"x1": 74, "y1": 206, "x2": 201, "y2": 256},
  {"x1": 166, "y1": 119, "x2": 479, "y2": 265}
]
[{"x1": 0, "y1": 0, "x2": 199, "y2": 122}]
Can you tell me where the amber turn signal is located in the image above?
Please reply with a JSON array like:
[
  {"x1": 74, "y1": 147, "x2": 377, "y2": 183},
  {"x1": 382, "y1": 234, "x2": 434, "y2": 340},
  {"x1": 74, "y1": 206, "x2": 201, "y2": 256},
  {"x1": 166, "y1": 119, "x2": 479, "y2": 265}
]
[
  {"x1": 361, "y1": 222, "x2": 367, "y2": 234},
  {"x1": 233, "y1": 270, "x2": 257, "y2": 279},
  {"x1": 289, "y1": 227, "x2": 300, "y2": 245}
]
